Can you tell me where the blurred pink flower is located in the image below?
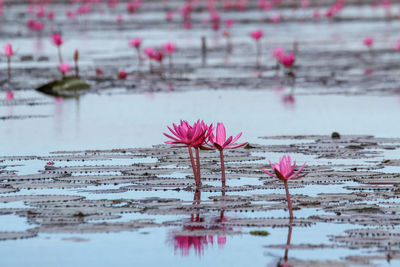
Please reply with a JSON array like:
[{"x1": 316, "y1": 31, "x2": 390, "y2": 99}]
[
  {"x1": 163, "y1": 42, "x2": 177, "y2": 55},
  {"x1": 279, "y1": 53, "x2": 295, "y2": 68},
  {"x1": 3, "y1": 43, "x2": 13, "y2": 57},
  {"x1": 144, "y1": 47, "x2": 155, "y2": 59},
  {"x1": 225, "y1": 19, "x2": 234, "y2": 27},
  {"x1": 363, "y1": 36, "x2": 374, "y2": 47},
  {"x1": 52, "y1": 33, "x2": 63, "y2": 47},
  {"x1": 58, "y1": 62, "x2": 70, "y2": 74},
  {"x1": 154, "y1": 50, "x2": 163, "y2": 63},
  {"x1": 5, "y1": 91, "x2": 13, "y2": 100},
  {"x1": 129, "y1": 37, "x2": 142, "y2": 48},
  {"x1": 272, "y1": 47, "x2": 285, "y2": 60},
  {"x1": 250, "y1": 29, "x2": 263, "y2": 41},
  {"x1": 118, "y1": 70, "x2": 127, "y2": 79}
]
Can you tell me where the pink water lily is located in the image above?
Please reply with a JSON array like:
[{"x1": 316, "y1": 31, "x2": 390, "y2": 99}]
[
  {"x1": 363, "y1": 36, "x2": 374, "y2": 47},
  {"x1": 164, "y1": 120, "x2": 212, "y2": 186},
  {"x1": 163, "y1": 42, "x2": 177, "y2": 55},
  {"x1": 250, "y1": 30, "x2": 263, "y2": 67},
  {"x1": 3, "y1": 43, "x2": 14, "y2": 80},
  {"x1": 262, "y1": 156, "x2": 306, "y2": 218},
  {"x1": 163, "y1": 42, "x2": 177, "y2": 70},
  {"x1": 250, "y1": 29, "x2": 263, "y2": 41},
  {"x1": 4, "y1": 43, "x2": 13, "y2": 57},
  {"x1": 52, "y1": 33, "x2": 64, "y2": 63},
  {"x1": 208, "y1": 123, "x2": 247, "y2": 151},
  {"x1": 207, "y1": 123, "x2": 247, "y2": 187},
  {"x1": 279, "y1": 53, "x2": 295, "y2": 68},
  {"x1": 272, "y1": 47, "x2": 285, "y2": 60},
  {"x1": 52, "y1": 33, "x2": 63, "y2": 47},
  {"x1": 58, "y1": 62, "x2": 70, "y2": 76},
  {"x1": 129, "y1": 37, "x2": 142, "y2": 48},
  {"x1": 262, "y1": 156, "x2": 306, "y2": 181},
  {"x1": 129, "y1": 38, "x2": 142, "y2": 67}
]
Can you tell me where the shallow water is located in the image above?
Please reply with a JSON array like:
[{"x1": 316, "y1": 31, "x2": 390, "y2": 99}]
[
  {"x1": 1, "y1": 1, "x2": 400, "y2": 266},
  {"x1": 1, "y1": 89, "x2": 400, "y2": 155}
]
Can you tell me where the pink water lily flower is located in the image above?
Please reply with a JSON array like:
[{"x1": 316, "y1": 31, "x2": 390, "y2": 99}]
[
  {"x1": 144, "y1": 47, "x2": 155, "y2": 59},
  {"x1": 250, "y1": 29, "x2": 263, "y2": 40},
  {"x1": 208, "y1": 123, "x2": 247, "y2": 151},
  {"x1": 52, "y1": 33, "x2": 64, "y2": 63},
  {"x1": 163, "y1": 42, "x2": 177, "y2": 55},
  {"x1": 4, "y1": 44, "x2": 14, "y2": 80},
  {"x1": 262, "y1": 156, "x2": 306, "y2": 181},
  {"x1": 164, "y1": 120, "x2": 212, "y2": 186},
  {"x1": 164, "y1": 120, "x2": 207, "y2": 148},
  {"x1": 225, "y1": 19, "x2": 234, "y2": 27},
  {"x1": 279, "y1": 53, "x2": 295, "y2": 68},
  {"x1": 262, "y1": 156, "x2": 306, "y2": 219},
  {"x1": 4, "y1": 43, "x2": 13, "y2": 57},
  {"x1": 129, "y1": 37, "x2": 142, "y2": 48},
  {"x1": 208, "y1": 123, "x2": 247, "y2": 187},
  {"x1": 58, "y1": 62, "x2": 70, "y2": 75},
  {"x1": 363, "y1": 36, "x2": 374, "y2": 47},
  {"x1": 250, "y1": 30, "x2": 263, "y2": 67},
  {"x1": 52, "y1": 33, "x2": 63, "y2": 47},
  {"x1": 272, "y1": 47, "x2": 285, "y2": 60},
  {"x1": 163, "y1": 42, "x2": 177, "y2": 70}
]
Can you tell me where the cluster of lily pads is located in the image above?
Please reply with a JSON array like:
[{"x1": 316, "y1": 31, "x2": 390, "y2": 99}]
[{"x1": 164, "y1": 120, "x2": 306, "y2": 219}]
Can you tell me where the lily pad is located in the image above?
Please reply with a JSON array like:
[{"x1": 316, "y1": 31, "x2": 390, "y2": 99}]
[
  {"x1": 250, "y1": 230, "x2": 270, "y2": 236},
  {"x1": 36, "y1": 77, "x2": 90, "y2": 97}
]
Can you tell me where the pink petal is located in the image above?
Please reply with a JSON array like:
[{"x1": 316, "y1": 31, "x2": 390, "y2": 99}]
[
  {"x1": 262, "y1": 168, "x2": 276, "y2": 178},
  {"x1": 226, "y1": 142, "x2": 247, "y2": 149}
]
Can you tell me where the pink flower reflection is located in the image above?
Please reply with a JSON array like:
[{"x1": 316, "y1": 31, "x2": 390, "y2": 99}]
[{"x1": 170, "y1": 191, "x2": 230, "y2": 257}]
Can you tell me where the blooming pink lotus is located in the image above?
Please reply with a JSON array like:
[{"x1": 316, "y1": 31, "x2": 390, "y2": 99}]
[
  {"x1": 96, "y1": 68, "x2": 104, "y2": 75},
  {"x1": 118, "y1": 70, "x2": 127, "y2": 79},
  {"x1": 207, "y1": 123, "x2": 247, "y2": 187},
  {"x1": 5, "y1": 91, "x2": 14, "y2": 100},
  {"x1": 363, "y1": 36, "x2": 374, "y2": 47},
  {"x1": 250, "y1": 29, "x2": 263, "y2": 41},
  {"x1": 129, "y1": 38, "x2": 142, "y2": 66},
  {"x1": 163, "y1": 42, "x2": 177, "y2": 69},
  {"x1": 52, "y1": 33, "x2": 64, "y2": 63},
  {"x1": 52, "y1": 33, "x2": 63, "y2": 47},
  {"x1": 225, "y1": 19, "x2": 234, "y2": 27},
  {"x1": 4, "y1": 43, "x2": 13, "y2": 57},
  {"x1": 279, "y1": 53, "x2": 295, "y2": 68},
  {"x1": 27, "y1": 20, "x2": 44, "y2": 31},
  {"x1": 250, "y1": 30, "x2": 263, "y2": 67},
  {"x1": 144, "y1": 47, "x2": 155, "y2": 72},
  {"x1": 129, "y1": 37, "x2": 142, "y2": 48},
  {"x1": 262, "y1": 156, "x2": 306, "y2": 218},
  {"x1": 163, "y1": 42, "x2": 177, "y2": 55},
  {"x1": 154, "y1": 50, "x2": 163, "y2": 63},
  {"x1": 164, "y1": 120, "x2": 212, "y2": 186},
  {"x1": 58, "y1": 62, "x2": 70, "y2": 76},
  {"x1": 272, "y1": 47, "x2": 285, "y2": 60},
  {"x1": 3, "y1": 44, "x2": 14, "y2": 80}
]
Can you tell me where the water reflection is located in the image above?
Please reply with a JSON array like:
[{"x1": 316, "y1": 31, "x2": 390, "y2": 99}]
[
  {"x1": 268, "y1": 220, "x2": 294, "y2": 267},
  {"x1": 170, "y1": 190, "x2": 230, "y2": 257},
  {"x1": 278, "y1": 221, "x2": 294, "y2": 267}
]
